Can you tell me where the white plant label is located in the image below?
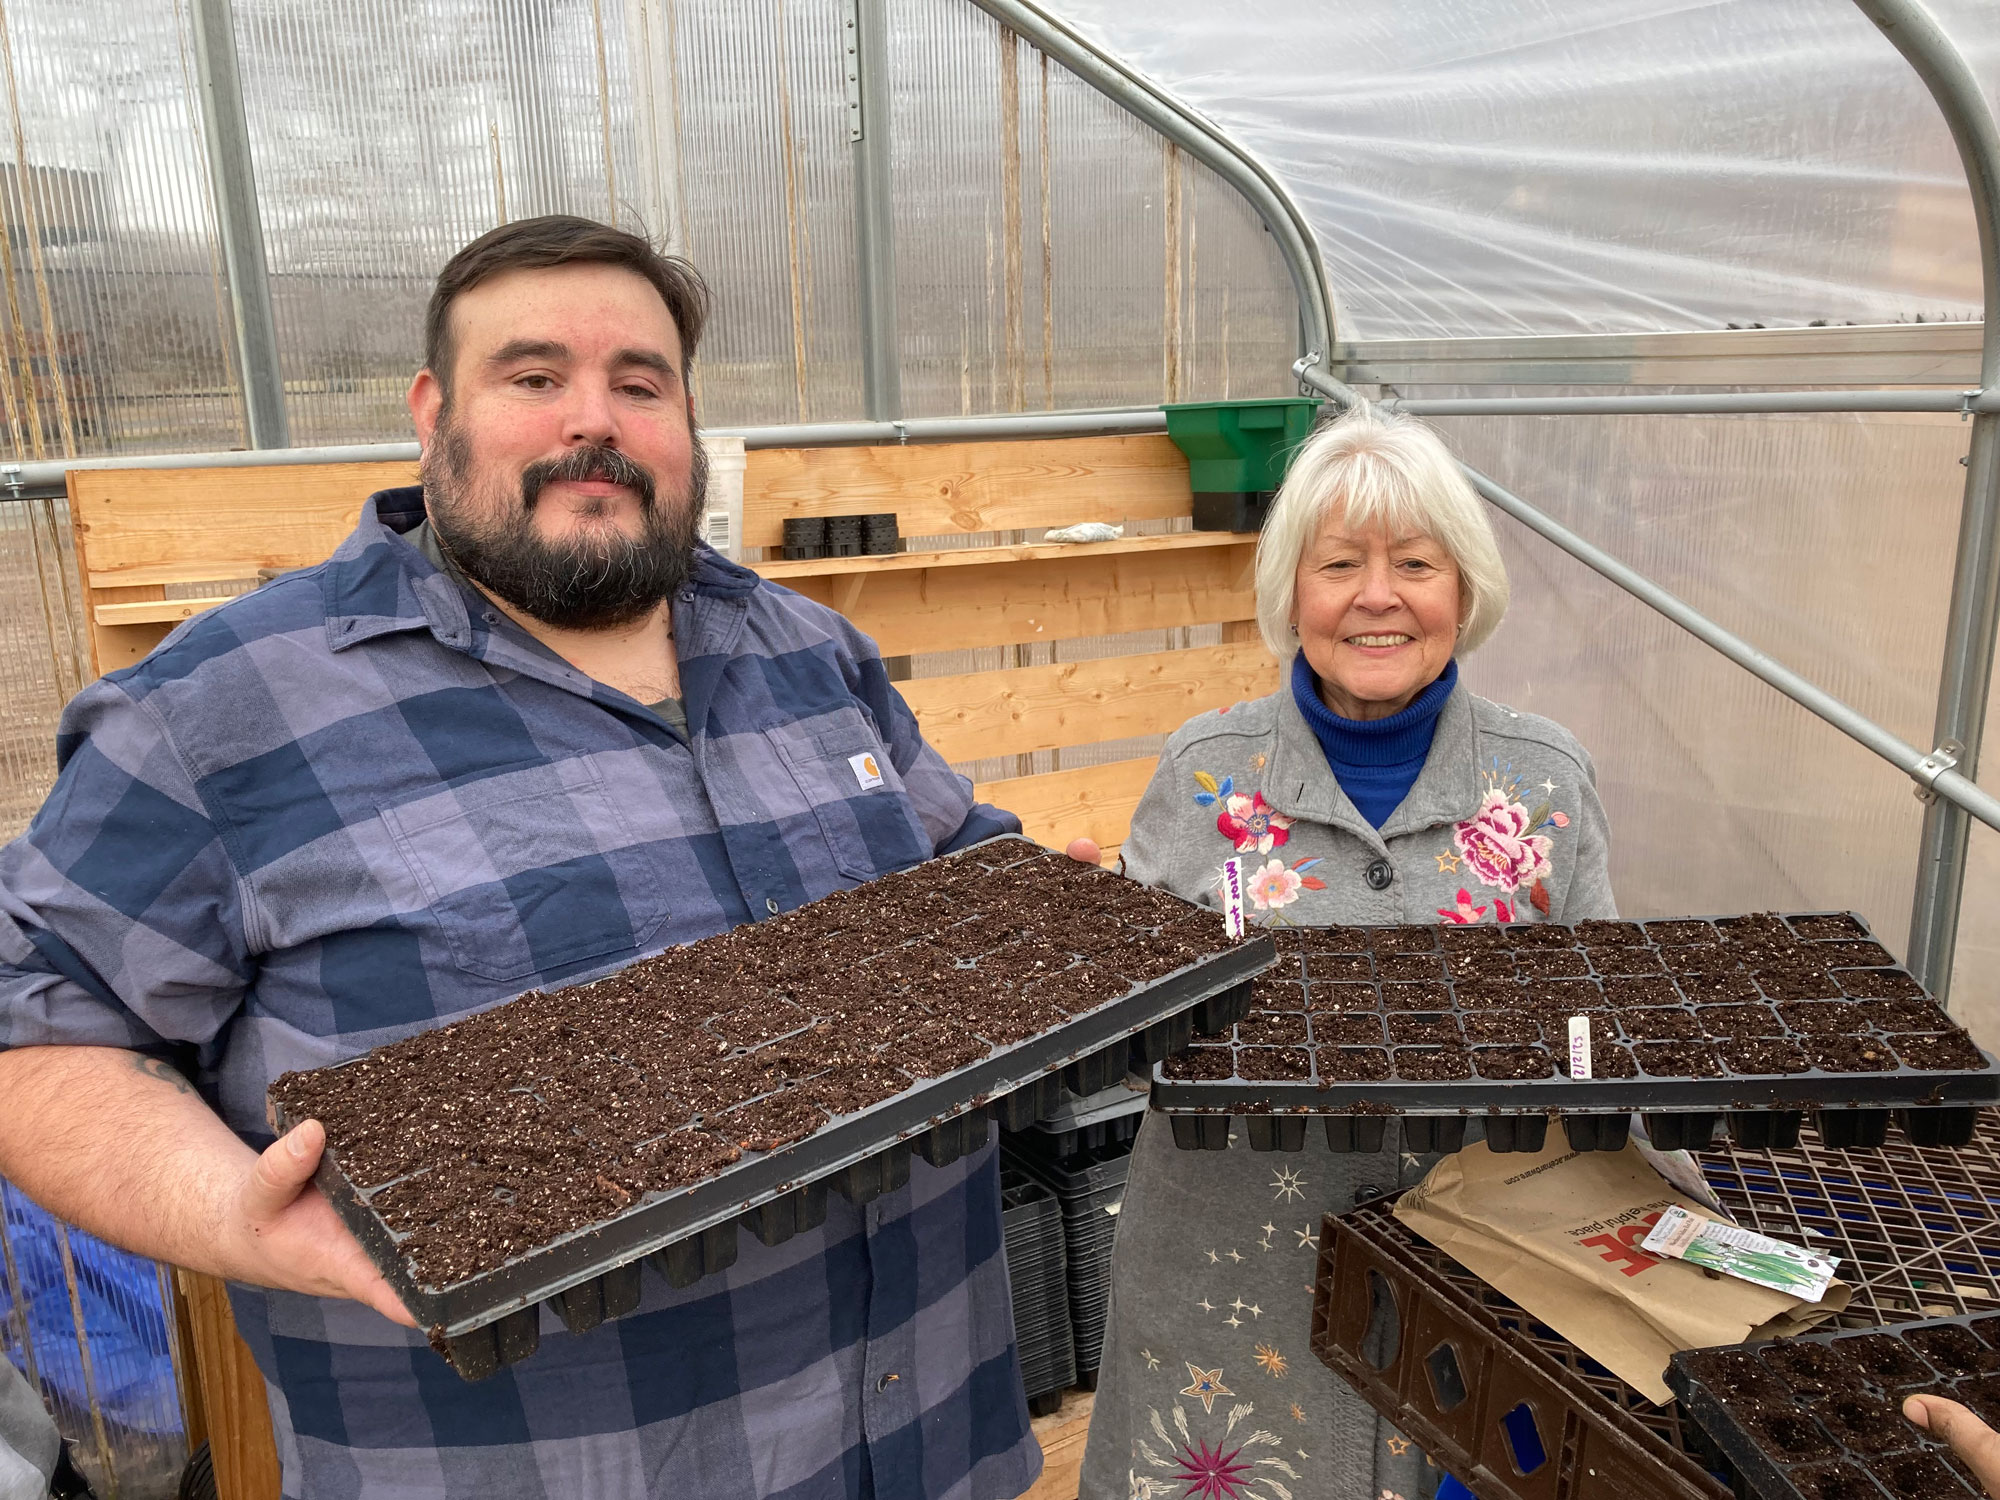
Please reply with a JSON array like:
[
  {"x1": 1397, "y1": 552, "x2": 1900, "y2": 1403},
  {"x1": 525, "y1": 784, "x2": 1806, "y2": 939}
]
[
  {"x1": 1568, "y1": 1014, "x2": 1592, "y2": 1080},
  {"x1": 1221, "y1": 858, "x2": 1246, "y2": 939}
]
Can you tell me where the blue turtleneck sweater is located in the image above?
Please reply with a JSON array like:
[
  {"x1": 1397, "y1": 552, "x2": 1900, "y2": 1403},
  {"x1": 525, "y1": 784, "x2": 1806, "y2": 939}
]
[{"x1": 1291, "y1": 652, "x2": 1458, "y2": 829}]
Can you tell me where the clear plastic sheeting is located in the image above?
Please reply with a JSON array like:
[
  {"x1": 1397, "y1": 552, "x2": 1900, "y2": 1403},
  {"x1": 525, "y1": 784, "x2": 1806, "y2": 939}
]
[
  {"x1": 1054, "y1": 0, "x2": 2000, "y2": 339},
  {"x1": 1434, "y1": 409, "x2": 2000, "y2": 1035}
]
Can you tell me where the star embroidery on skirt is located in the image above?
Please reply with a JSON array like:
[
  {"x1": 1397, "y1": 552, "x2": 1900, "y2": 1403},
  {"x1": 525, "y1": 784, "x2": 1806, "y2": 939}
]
[
  {"x1": 1294, "y1": 1224, "x2": 1316, "y2": 1249},
  {"x1": 1197, "y1": 1297, "x2": 1215, "y2": 1314},
  {"x1": 1254, "y1": 1343, "x2": 1288, "y2": 1378},
  {"x1": 1271, "y1": 1166, "x2": 1307, "y2": 1202},
  {"x1": 1289, "y1": 1403, "x2": 1307, "y2": 1423},
  {"x1": 1205, "y1": 1248, "x2": 1220, "y2": 1264},
  {"x1": 1179, "y1": 1363, "x2": 1233, "y2": 1414},
  {"x1": 1225, "y1": 1248, "x2": 1244, "y2": 1263},
  {"x1": 1434, "y1": 851, "x2": 1462, "y2": 874},
  {"x1": 1141, "y1": 1349, "x2": 1161, "y2": 1370},
  {"x1": 1386, "y1": 1436, "x2": 1412, "y2": 1456},
  {"x1": 1224, "y1": 1313, "x2": 1242, "y2": 1328}
]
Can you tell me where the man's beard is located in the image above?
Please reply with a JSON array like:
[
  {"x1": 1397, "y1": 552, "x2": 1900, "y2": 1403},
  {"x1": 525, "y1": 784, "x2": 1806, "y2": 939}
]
[{"x1": 420, "y1": 419, "x2": 708, "y2": 631}]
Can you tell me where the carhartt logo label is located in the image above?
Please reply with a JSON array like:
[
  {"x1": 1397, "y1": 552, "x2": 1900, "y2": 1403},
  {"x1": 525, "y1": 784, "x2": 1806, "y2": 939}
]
[{"x1": 849, "y1": 752, "x2": 884, "y2": 789}]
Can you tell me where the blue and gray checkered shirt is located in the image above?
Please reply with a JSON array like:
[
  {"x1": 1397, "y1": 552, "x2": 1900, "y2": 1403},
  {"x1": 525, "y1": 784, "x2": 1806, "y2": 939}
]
[{"x1": 0, "y1": 489, "x2": 1040, "y2": 1500}]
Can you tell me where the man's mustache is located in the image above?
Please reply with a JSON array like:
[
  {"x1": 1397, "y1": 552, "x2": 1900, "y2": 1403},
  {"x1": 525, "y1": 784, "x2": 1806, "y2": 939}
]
[{"x1": 519, "y1": 444, "x2": 656, "y2": 512}]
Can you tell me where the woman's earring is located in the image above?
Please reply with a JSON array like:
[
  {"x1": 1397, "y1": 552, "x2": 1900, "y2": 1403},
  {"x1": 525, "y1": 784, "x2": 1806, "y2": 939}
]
[{"x1": 1289, "y1": 622, "x2": 1299, "y2": 637}]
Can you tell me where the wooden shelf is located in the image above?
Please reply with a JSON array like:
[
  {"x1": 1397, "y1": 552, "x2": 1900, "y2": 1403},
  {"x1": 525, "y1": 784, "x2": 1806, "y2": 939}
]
[{"x1": 752, "y1": 529, "x2": 1250, "y2": 582}]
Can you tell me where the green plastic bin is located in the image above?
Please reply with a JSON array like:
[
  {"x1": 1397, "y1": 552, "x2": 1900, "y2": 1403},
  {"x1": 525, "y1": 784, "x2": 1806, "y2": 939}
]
[{"x1": 1161, "y1": 396, "x2": 1322, "y2": 531}]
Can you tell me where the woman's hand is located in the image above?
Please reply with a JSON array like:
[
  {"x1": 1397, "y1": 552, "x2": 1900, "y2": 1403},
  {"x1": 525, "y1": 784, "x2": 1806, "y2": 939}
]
[
  {"x1": 1905, "y1": 1393, "x2": 2000, "y2": 1495},
  {"x1": 1065, "y1": 837, "x2": 1102, "y2": 865}
]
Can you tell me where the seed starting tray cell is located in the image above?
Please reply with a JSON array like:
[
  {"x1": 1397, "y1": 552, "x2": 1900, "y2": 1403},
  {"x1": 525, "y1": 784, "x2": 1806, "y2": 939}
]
[
  {"x1": 1153, "y1": 914, "x2": 1996, "y2": 1154},
  {"x1": 267, "y1": 837, "x2": 1267, "y2": 1378},
  {"x1": 1311, "y1": 1114, "x2": 2000, "y2": 1500},
  {"x1": 1669, "y1": 1316, "x2": 1998, "y2": 1499}
]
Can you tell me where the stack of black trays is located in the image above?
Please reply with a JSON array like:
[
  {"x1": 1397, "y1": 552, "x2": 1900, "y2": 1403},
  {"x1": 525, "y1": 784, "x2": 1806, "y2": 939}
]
[
  {"x1": 1000, "y1": 1169, "x2": 1077, "y2": 1417},
  {"x1": 1003, "y1": 1130, "x2": 1135, "y2": 1389}
]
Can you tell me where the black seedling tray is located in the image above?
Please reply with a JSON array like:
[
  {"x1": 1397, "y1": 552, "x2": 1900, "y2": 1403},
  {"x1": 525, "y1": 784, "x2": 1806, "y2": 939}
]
[
  {"x1": 1001, "y1": 1169, "x2": 1076, "y2": 1410},
  {"x1": 1151, "y1": 913, "x2": 1996, "y2": 1156},
  {"x1": 269, "y1": 836, "x2": 1268, "y2": 1378},
  {"x1": 1669, "y1": 1314, "x2": 2000, "y2": 1498}
]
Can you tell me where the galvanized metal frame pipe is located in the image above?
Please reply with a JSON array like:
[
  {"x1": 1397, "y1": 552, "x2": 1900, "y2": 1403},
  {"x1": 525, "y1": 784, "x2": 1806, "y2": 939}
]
[
  {"x1": 0, "y1": 408, "x2": 1172, "y2": 499},
  {"x1": 189, "y1": 0, "x2": 288, "y2": 450},
  {"x1": 848, "y1": 0, "x2": 902, "y2": 420},
  {"x1": 1297, "y1": 360, "x2": 2000, "y2": 840},
  {"x1": 1855, "y1": 0, "x2": 2000, "y2": 1000},
  {"x1": 961, "y1": 0, "x2": 1335, "y2": 361},
  {"x1": 1291, "y1": 374, "x2": 2000, "y2": 418}
]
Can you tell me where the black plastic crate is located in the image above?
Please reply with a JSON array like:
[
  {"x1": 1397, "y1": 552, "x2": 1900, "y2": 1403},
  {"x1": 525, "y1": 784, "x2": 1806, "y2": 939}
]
[
  {"x1": 1152, "y1": 914, "x2": 1995, "y2": 1155},
  {"x1": 1669, "y1": 1315, "x2": 2000, "y2": 1498},
  {"x1": 270, "y1": 836, "x2": 1271, "y2": 1378}
]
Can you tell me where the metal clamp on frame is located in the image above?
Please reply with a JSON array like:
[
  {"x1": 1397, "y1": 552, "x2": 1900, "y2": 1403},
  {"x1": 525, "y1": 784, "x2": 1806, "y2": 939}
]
[{"x1": 1914, "y1": 740, "x2": 1965, "y2": 803}]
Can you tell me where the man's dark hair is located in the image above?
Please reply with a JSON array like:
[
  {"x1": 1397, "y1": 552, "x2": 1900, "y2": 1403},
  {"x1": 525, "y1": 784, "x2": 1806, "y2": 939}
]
[{"x1": 424, "y1": 215, "x2": 711, "y2": 398}]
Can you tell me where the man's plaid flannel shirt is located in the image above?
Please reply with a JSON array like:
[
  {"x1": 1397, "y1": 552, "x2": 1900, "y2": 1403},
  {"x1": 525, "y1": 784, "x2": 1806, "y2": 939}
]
[{"x1": 0, "y1": 488, "x2": 1040, "y2": 1500}]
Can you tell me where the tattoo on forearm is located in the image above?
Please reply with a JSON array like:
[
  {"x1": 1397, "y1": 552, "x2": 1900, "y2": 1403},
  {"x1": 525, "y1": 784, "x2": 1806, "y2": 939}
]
[{"x1": 133, "y1": 1055, "x2": 193, "y2": 1095}]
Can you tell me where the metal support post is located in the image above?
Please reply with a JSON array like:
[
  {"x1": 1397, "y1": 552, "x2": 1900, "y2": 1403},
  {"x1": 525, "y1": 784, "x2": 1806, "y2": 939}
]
[
  {"x1": 190, "y1": 0, "x2": 288, "y2": 450},
  {"x1": 1854, "y1": 0, "x2": 2000, "y2": 1002},
  {"x1": 848, "y1": 0, "x2": 901, "y2": 420}
]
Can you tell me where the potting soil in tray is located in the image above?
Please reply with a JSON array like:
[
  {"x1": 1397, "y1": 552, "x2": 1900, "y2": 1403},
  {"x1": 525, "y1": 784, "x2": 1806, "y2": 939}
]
[
  {"x1": 1669, "y1": 1313, "x2": 2000, "y2": 1499},
  {"x1": 268, "y1": 835, "x2": 1268, "y2": 1343},
  {"x1": 1150, "y1": 912, "x2": 1997, "y2": 1131}
]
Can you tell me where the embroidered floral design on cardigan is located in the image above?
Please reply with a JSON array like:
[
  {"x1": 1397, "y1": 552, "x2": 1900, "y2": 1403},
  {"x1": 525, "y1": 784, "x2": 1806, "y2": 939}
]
[
  {"x1": 1129, "y1": 1400, "x2": 1301, "y2": 1500},
  {"x1": 1450, "y1": 759, "x2": 1571, "y2": 916},
  {"x1": 1195, "y1": 771, "x2": 1294, "y2": 855}
]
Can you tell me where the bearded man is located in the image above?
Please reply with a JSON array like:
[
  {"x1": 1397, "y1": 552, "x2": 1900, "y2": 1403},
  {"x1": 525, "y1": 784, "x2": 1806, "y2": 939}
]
[{"x1": 0, "y1": 217, "x2": 1041, "y2": 1500}]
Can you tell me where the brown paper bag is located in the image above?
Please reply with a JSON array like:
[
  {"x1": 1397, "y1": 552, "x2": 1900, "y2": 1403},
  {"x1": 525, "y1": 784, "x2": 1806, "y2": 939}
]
[{"x1": 1394, "y1": 1138, "x2": 1850, "y2": 1403}]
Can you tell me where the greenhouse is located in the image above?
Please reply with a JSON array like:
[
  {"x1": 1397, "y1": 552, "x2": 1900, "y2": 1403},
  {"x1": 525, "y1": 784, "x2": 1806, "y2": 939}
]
[{"x1": 0, "y1": 1, "x2": 1995, "y2": 1498}]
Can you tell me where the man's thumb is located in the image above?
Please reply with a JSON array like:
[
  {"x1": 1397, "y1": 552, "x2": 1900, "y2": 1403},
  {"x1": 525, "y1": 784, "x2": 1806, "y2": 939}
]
[
  {"x1": 1906, "y1": 1394, "x2": 2000, "y2": 1493},
  {"x1": 244, "y1": 1119, "x2": 324, "y2": 1222}
]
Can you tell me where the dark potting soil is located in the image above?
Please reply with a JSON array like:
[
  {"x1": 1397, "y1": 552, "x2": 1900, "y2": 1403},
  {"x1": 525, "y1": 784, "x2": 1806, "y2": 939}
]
[
  {"x1": 1862, "y1": 998, "x2": 1955, "y2": 1033},
  {"x1": 1471, "y1": 1045, "x2": 1553, "y2": 1080},
  {"x1": 1307, "y1": 981, "x2": 1378, "y2": 1013},
  {"x1": 1672, "y1": 970, "x2": 1762, "y2": 1003},
  {"x1": 1786, "y1": 1462, "x2": 1896, "y2": 1500},
  {"x1": 1513, "y1": 948, "x2": 1591, "y2": 978},
  {"x1": 1632, "y1": 1040, "x2": 1722, "y2": 1077},
  {"x1": 1250, "y1": 973, "x2": 1308, "y2": 1011},
  {"x1": 1719, "y1": 1038, "x2": 1810, "y2": 1075},
  {"x1": 1601, "y1": 977, "x2": 1679, "y2": 1007},
  {"x1": 1558, "y1": 1042, "x2": 1638, "y2": 1079},
  {"x1": 1754, "y1": 968, "x2": 1841, "y2": 1001},
  {"x1": 1904, "y1": 1324, "x2": 2000, "y2": 1376},
  {"x1": 1163, "y1": 1046, "x2": 1237, "y2": 1081},
  {"x1": 1451, "y1": 977, "x2": 1524, "y2": 1008},
  {"x1": 1887, "y1": 1031, "x2": 1986, "y2": 1071},
  {"x1": 1839, "y1": 1334, "x2": 1936, "y2": 1391},
  {"x1": 271, "y1": 843, "x2": 1240, "y2": 1287},
  {"x1": 1790, "y1": 914, "x2": 1868, "y2": 941},
  {"x1": 1387, "y1": 1012, "x2": 1464, "y2": 1046},
  {"x1": 1393, "y1": 1047, "x2": 1472, "y2": 1081},
  {"x1": 1574, "y1": 919, "x2": 1645, "y2": 946},
  {"x1": 1320, "y1": 1013, "x2": 1387, "y2": 1045},
  {"x1": 1658, "y1": 943, "x2": 1742, "y2": 974},
  {"x1": 1306, "y1": 953, "x2": 1375, "y2": 981},
  {"x1": 1459, "y1": 1011, "x2": 1539, "y2": 1045},
  {"x1": 1316, "y1": 1046, "x2": 1391, "y2": 1082},
  {"x1": 1814, "y1": 1391, "x2": 1916, "y2": 1455},
  {"x1": 1380, "y1": 981, "x2": 1452, "y2": 1010},
  {"x1": 1810, "y1": 1036, "x2": 1898, "y2": 1073},
  {"x1": 1620, "y1": 1007, "x2": 1702, "y2": 1040},
  {"x1": 1644, "y1": 919, "x2": 1718, "y2": 945},
  {"x1": 1697, "y1": 1003, "x2": 1785, "y2": 1037},
  {"x1": 1818, "y1": 940, "x2": 1896, "y2": 968},
  {"x1": 1439, "y1": 924, "x2": 1508, "y2": 950},
  {"x1": 1589, "y1": 947, "x2": 1665, "y2": 976},
  {"x1": 1971, "y1": 1314, "x2": 2000, "y2": 1350},
  {"x1": 1367, "y1": 925, "x2": 1438, "y2": 953},
  {"x1": 1376, "y1": 953, "x2": 1446, "y2": 981},
  {"x1": 1777, "y1": 1001, "x2": 1868, "y2": 1035},
  {"x1": 1873, "y1": 1449, "x2": 1976, "y2": 1499},
  {"x1": 1681, "y1": 1347, "x2": 1794, "y2": 1405},
  {"x1": 1503, "y1": 922, "x2": 1575, "y2": 947},
  {"x1": 1235, "y1": 1046, "x2": 1313, "y2": 1081},
  {"x1": 1236, "y1": 1012, "x2": 1310, "y2": 1046},
  {"x1": 1837, "y1": 968, "x2": 1928, "y2": 1000}
]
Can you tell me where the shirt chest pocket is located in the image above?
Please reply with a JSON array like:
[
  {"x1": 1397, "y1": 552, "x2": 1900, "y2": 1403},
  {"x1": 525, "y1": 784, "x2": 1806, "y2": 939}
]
[
  {"x1": 380, "y1": 763, "x2": 672, "y2": 982},
  {"x1": 765, "y1": 711, "x2": 933, "y2": 882}
]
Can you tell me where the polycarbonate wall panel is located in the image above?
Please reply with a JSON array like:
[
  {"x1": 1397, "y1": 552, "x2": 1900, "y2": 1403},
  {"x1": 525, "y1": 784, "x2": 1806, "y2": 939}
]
[
  {"x1": 887, "y1": 0, "x2": 1292, "y2": 416},
  {"x1": 0, "y1": 0, "x2": 241, "y2": 458},
  {"x1": 664, "y1": 0, "x2": 866, "y2": 425},
  {"x1": 1058, "y1": 0, "x2": 2000, "y2": 338},
  {"x1": 231, "y1": 0, "x2": 647, "y2": 444},
  {"x1": 1430, "y1": 409, "x2": 2000, "y2": 1037}
]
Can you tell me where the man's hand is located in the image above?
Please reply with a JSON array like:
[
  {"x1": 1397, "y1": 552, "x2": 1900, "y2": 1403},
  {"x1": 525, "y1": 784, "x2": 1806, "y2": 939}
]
[
  {"x1": 1905, "y1": 1394, "x2": 2000, "y2": 1496},
  {"x1": 1065, "y1": 838, "x2": 1102, "y2": 866},
  {"x1": 236, "y1": 1119, "x2": 417, "y2": 1327}
]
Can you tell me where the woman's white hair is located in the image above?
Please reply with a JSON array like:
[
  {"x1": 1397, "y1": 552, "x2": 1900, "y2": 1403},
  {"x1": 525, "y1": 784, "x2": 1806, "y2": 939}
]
[{"x1": 1254, "y1": 401, "x2": 1509, "y2": 660}]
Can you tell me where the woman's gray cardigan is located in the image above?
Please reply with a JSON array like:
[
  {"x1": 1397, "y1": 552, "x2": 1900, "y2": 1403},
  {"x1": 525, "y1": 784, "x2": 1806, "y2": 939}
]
[{"x1": 1078, "y1": 678, "x2": 1616, "y2": 1500}]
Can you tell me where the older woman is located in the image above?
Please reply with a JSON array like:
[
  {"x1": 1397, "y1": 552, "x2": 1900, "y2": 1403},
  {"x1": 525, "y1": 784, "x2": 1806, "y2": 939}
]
[{"x1": 1076, "y1": 404, "x2": 1615, "y2": 1500}]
